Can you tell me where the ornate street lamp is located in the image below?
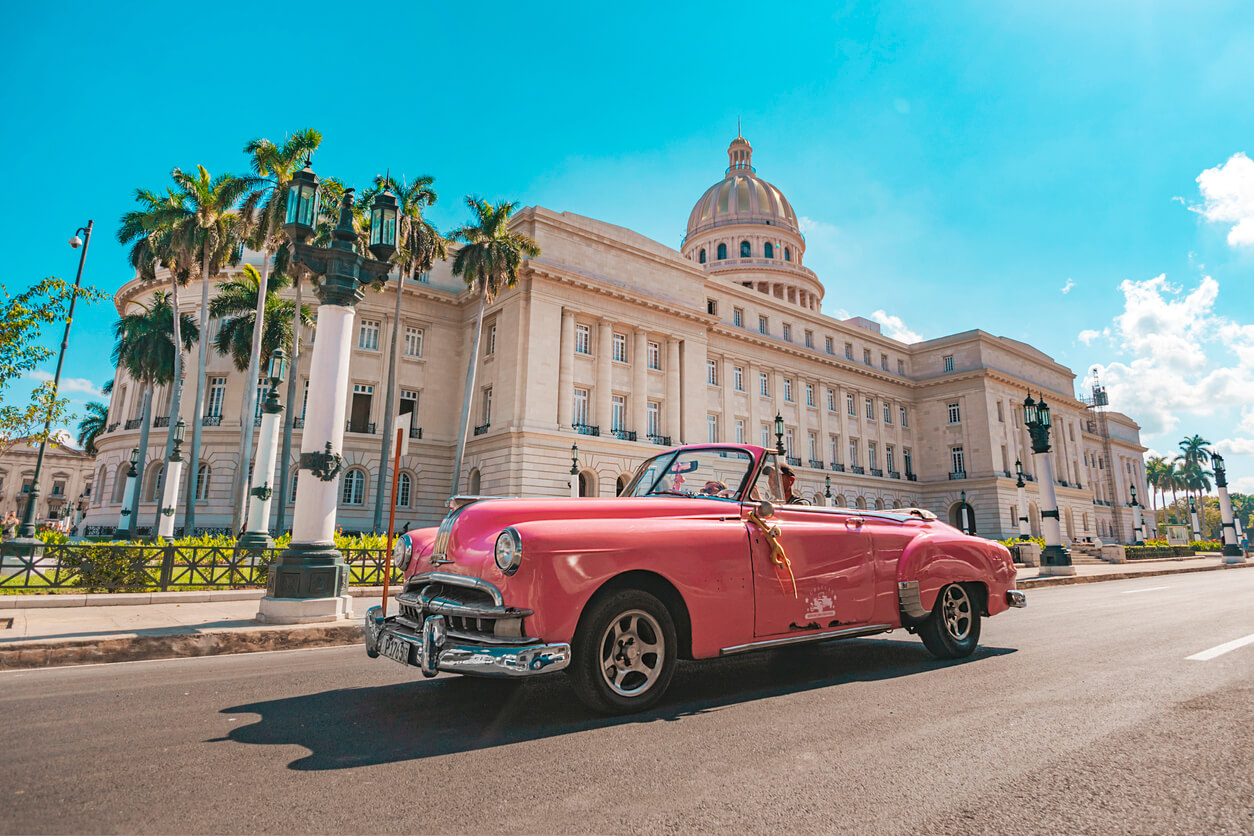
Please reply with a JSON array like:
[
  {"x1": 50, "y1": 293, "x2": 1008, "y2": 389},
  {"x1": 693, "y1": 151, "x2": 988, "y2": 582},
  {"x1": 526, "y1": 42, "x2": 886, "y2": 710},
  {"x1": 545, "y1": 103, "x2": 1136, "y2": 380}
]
[
  {"x1": 570, "y1": 443, "x2": 580, "y2": 498},
  {"x1": 117, "y1": 448, "x2": 140, "y2": 540},
  {"x1": 1129, "y1": 484, "x2": 1145, "y2": 546},
  {"x1": 368, "y1": 186, "x2": 399, "y2": 263},
  {"x1": 258, "y1": 163, "x2": 394, "y2": 626},
  {"x1": 1024, "y1": 392, "x2": 1073, "y2": 574},
  {"x1": 157, "y1": 419, "x2": 186, "y2": 540},
  {"x1": 240, "y1": 348, "x2": 287, "y2": 550},
  {"x1": 1015, "y1": 458, "x2": 1030, "y2": 540},
  {"x1": 824, "y1": 475, "x2": 832, "y2": 506},
  {"x1": 3, "y1": 221, "x2": 94, "y2": 560},
  {"x1": 1187, "y1": 495, "x2": 1201, "y2": 542},
  {"x1": 1212, "y1": 452, "x2": 1244, "y2": 562},
  {"x1": 774, "y1": 413, "x2": 785, "y2": 456}
]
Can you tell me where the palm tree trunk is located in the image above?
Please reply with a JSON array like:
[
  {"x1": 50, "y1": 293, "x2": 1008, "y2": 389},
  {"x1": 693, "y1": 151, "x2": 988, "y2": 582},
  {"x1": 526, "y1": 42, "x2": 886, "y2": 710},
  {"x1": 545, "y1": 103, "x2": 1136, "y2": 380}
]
[
  {"x1": 230, "y1": 251, "x2": 271, "y2": 535},
  {"x1": 185, "y1": 245, "x2": 212, "y2": 534},
  {"x1": 274, "y1": 274, "x2": 302, "y2": 535},
  {"x1": 156, "y1": 276, "x2": 184, "y2": 533},
  {"x1": 451, "y1": 288, "x2": 488, "y2": 497},
  {"x1": 128, "y1": 385, "x2": 153, "y2": 538},
  {"x1": 374, "y1": 271, "x2": 404, "y2": 532}
]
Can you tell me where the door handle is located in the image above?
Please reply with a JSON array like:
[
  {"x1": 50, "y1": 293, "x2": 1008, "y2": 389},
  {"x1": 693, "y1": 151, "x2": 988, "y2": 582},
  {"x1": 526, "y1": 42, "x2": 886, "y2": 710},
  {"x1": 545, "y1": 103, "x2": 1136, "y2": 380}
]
[{"x1": 845, "y1": 517, "x2": 864, "y2": 530}]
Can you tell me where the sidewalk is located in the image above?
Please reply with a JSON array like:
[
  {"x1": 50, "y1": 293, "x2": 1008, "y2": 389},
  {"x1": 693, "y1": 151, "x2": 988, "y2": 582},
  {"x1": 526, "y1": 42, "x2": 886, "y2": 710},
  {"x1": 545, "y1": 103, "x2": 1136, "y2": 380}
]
[{"x1": 2, "y1": 557, "x2": 1250, "y2": 670}]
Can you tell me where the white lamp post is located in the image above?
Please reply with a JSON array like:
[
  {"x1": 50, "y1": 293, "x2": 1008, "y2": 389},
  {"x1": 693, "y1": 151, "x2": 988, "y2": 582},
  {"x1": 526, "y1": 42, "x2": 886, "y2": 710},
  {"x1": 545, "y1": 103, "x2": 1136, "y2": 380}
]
[
  {"x1": 824, "y1": 476, "x2": 832, "y2": 507},
  {"x1": 1188, "y1": 495, "x2": 1201, "y2": 542},
  {"x1": 239, "y1": 348, "x2": 287, "y2": 550},
  {"x1": 157, "y1": 420, "x2": 186, "y2": 540},
  {"x1": 1015, "y1": 458, "x2": 1031, "y2": 539},
  {"x1": 1025, "y1": 393, "x2": 1074, "y2": 575},
  {"x1": 1212, "y1": 452, "x2": 1244, "y2": 563},
  {"x1": 569, "y1": 443, "x2": 580, "y2": 498},
  {"x1": 1129, "y1": 484, "x2": 1144, "y2": 546},
  {"x1": 116, "y1": 448, "x2": 139, "y2": 538},
  {"x1": 960, "y1": 489, "x2": 971, "y2": 535}
]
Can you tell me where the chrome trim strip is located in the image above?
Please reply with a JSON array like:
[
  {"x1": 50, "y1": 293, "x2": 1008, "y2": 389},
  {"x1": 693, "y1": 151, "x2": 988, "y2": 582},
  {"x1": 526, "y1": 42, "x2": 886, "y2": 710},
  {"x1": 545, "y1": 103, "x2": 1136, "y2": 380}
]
[
  {"x1": 365, "y1": 607, "x2": 569, "y2": 677},
  {"x1": 719, "y1": 623, "x2": 893, "y2": 655},
  {"x1": 1007, "y1": 590, "x2": 1027, "y2": 608},
  {"x1": 406, "y1": 571, "x2": 504, "y2": 606},
  {"x1": 898, "y1": 580, "x2": 929, "y2": 620},
  {"x1": 396, "y1": 588, "x2": 529, "y2": 619}
]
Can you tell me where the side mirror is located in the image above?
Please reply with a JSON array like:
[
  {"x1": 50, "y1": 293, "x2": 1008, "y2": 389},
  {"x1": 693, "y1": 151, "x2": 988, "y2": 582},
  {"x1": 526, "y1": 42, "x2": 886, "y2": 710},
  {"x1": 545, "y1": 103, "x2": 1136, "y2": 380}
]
[{"x1": 756, "y1": 500, "x2": 775, "y2": 519}]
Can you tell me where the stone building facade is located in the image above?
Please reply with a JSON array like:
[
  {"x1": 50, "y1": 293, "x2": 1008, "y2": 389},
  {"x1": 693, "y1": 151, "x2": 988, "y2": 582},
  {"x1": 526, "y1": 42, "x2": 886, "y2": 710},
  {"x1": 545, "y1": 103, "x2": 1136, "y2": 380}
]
[
  {"x1": 83, "y1": 135, "x2": 1149, "y2": 543},
  {"x1": 1, "y1": 439, "x2": 95, "y2": 526}
]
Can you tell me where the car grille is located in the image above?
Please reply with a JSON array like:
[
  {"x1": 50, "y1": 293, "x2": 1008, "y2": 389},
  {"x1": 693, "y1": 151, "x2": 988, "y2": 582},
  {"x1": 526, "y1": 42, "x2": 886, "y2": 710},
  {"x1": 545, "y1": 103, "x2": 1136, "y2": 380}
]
[{"x1": 397, "y1": 574, "x2": 532, "y2": 645}]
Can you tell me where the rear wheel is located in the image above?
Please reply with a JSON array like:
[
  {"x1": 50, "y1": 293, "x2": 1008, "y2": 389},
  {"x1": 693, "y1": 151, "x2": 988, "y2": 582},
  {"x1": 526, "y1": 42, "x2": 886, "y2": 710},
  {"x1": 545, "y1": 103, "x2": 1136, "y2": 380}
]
[
  {"x1": 569, "y1": 589, "x2": 677, "y2": 714},
  {"x1": 919, "y1": 583, "x2": 981, "y2": 659}
]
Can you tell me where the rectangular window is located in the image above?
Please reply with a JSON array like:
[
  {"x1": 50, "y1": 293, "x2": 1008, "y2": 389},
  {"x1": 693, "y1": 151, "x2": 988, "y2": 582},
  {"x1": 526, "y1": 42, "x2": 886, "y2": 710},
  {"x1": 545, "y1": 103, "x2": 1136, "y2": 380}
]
[
  {"x1": 804, "y1": 330, "x2": 813, "y2": 348},
  {"x1": 612, "y1": 395, "x2": 626, "y2": 432},
  {"x1": 865, "y1": 398, "x2": 874, "y2": 420},
  {"x1": 897, "y1": 359, "x2": 904, "y2": 375},
  {"x1": 707, "y1": 359, "x2": 718, "y2": 386},
  {"x1": 612, "y1": 332, "x2": 627, "y2": 363},
  {"x1": 825, "y1": 336, "x2": 834, "y2": 354},
  {"x1": 761, "y1": 424, "x2": 770, "y2": 449},
  {"x1": 206, "y1": 377, "x2": 226, "y2": 418},
  {"x1": 846, "y1": 393, "x2": 856, "y2": 416},
  {"x1": 805, "y1": 383, "x2": 815, "y2": 407},
  {"x1": 951, "y1": 446, "x2": 966, "y2": 475},
  {"x1": 759, "y1": 316, "x2": 768, "y2": 335},
  {"x1": 886, "y1": 446, "x2": 895, "y2": 473},
  {"x1": 647, "y1": 341, "x2": 660, "y2": 370},
  {"x1": 947, "y1": 402, "x2": 961, "y2": 424},
  {"x1": 706, "y1": 298, "x2": 718, "y2": 316},
  {"x1": 358, "y1": 319, "x2": 380, "y2": 350},
  {"x1": 573, "y1": 388, "x2": 589, "y2": 425},
  {"x1": 849, "y1": 438, "x2": 859, "y2": 466},
  {"x1": 863, "y1": 348, "x2": 872, "y2": 366},
  {"x1": 254, "y1": 377, "x2": 266, "y2": 418},
  {"x1": 785, "y1": 428, "x2": 794, "y2": 457},
  {"x1": 485, "y1": 323, "x2": 496, "y2": 356},
  {"x1": 884, "y1": 402, "x2": 892, "y2": 424},
  {"x1": 783, "y1": 323, "x2": 792, "y2": 342},
  {"x1": 845, "y1": 342, "x2": 854, "y2": 360},
  {"x1": 733, "y1": 307, "x2": 743, "y2": 327},
  {"x1": 783, "y1": 378, "x2": 793, "y2": 402},
  {"x1": 808, "y1": 432, "x2": 817, "y2": 461},
  {"x1": 868, "y1": 442, "x2": 877, "y2": 470},
  {"x1": 826, "y1": 388, "x2": 836, "y2": 411},
  {"x1": 301, "y1": 380, "x2": 309, "y2": 421},
  {"x1": 943, "y1": 354, "x2": 955, "y2": 372},
  {"x1": 830, "y1": 435, "x2": 839, "y2": 464},
  {"x1": 735, "y1": 419, "x2": 745, "y2": 444},
  {"x1": 900, "y1": 406, "x2": 908, "y2": 427},
  {"x1": 997, "y1": 401, "x2": 1005, "y2": 422},
  {"x1": 404, "y1": 326, "x2": 424, "y2": 358},
  {"x1": 647, "y1": 401, "x2": 659, "y2": 436},
  {"x1": 760, "y1": 372, "x2": 770, "y2": 397},
  {"x1": 482, "y1": 386, "x2": 492, "y2": 424},
  {"x1": 881, "y1": 353, "x2": 888, "y2": 371},
  {"x1": 904, "y1": 448, "x2": 913, "y2": 476},
  {"x1": 575, "y1": 324, "x2": 591, "y2": 355},
  {"x1": 707, "y1": 414, "x2": 719, "y2": 443},
  {"x1": 733, "y1": 366, "x2": 744, "y2": 391}
]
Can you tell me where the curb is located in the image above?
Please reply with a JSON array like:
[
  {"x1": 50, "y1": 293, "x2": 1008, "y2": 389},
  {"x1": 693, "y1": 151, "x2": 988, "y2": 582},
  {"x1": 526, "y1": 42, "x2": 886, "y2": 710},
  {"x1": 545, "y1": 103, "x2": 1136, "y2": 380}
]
[
  {"x1": 0, "y1": 621, "x2": 365, "y2": 671},
  {"x1": 0, "y1": 587, "x2": 388, "y2": 609},
  {"x1": 1018, "y1": 560, "x2": 1253, "y2": 588}
]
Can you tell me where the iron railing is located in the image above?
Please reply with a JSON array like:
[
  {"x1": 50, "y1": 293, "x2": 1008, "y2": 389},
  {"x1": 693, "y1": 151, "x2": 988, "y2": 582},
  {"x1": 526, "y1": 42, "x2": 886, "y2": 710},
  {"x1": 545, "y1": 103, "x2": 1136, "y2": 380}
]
[
  {"x1": 293, "y1": 418, "x2": 305, "y2": 429},
  {"x1": 850, "y1": 466, "x2": 865, "y2": 475},
  {"x1": 154, "y1": 416, "x2": 170, "y2": 428},
  {"x1": 346, "y1": 421, "x2": 376, "y2": 434},
  {"x1": 473, "y1": 423, "x2": 490, "y2": 436},
  {"x1": 949, "y1": 471, "x2": 967, "y2": 480},
  {"x1": 831, "y1": 463, "x2": 845, "y2": 472},
  {"x1": 906, "y1": 473, "x2": 918, "y2": 482},
  {"x1": 107, "y1": 423, "x2": 119, "y2": 433},
  {"x1": 870, "y1": 468, "x2": 884, "y2": 478},
  {"x1": 203, "y1": 416, "x2": 223, "y2": 427},
  {"x1": 574, "y1": 423, "x2": 601, "y2": 436},
  {"x1": 612, "y1": 429, "x2": 637, "y2": 441},
  {"x1": 124, "y1": 419, "x2": 142, "y2": 430},
  {"x1": 409, "y1": 427, "x2": 423, "y2": 439},
  {"x1": 647, "y1": 434, "x2": 670, "y2": 446},
  {"x1": 889, "y1": 471, "x2": 902, "y2": 480},
  {"x1": 786, "y1": 456, "x2": 801, "y2": 467},
  {"x1": 809, "y1": 459, "x2": 824, "y2": 469},
  {"x1": 0, "y1": 544, "x2": 394, "y2": 593}
]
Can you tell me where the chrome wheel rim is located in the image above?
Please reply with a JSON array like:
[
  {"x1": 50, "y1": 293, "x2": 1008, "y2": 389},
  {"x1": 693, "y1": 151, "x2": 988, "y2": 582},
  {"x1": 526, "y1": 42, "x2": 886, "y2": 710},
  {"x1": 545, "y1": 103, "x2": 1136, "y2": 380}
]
[
  {"x1": 599, "y1": 609, "x2": 664, "y2": 697},
  {"x1": 941, "y1": 585, "x2": 972, "y2": 641}
]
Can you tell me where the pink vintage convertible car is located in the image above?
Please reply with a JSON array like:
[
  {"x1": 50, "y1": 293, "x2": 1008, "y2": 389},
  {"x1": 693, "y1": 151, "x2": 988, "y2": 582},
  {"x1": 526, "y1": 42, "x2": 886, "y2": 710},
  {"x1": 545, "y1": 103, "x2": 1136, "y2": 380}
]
[{"x1": 366, "y1": 444, "x2": 1025, "y2": 714}]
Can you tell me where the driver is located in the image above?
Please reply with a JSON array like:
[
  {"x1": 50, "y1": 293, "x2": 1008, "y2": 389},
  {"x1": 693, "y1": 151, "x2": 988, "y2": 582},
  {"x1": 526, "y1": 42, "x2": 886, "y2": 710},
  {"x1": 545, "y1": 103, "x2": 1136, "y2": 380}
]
[{"x1": 779, "y1": 464, "x2": 811, "y2": 505}]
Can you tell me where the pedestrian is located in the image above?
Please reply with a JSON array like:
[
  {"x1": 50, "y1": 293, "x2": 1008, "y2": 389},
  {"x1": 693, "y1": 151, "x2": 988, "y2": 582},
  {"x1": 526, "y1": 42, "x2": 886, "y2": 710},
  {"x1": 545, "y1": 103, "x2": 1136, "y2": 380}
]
[{"x1": 2, "y1": 511, "x2": 17, "y2": 541}]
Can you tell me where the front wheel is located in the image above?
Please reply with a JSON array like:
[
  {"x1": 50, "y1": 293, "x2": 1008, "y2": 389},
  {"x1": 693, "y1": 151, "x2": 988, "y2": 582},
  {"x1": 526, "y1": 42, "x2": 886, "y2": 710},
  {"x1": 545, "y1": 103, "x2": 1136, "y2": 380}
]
[
  {"x1": 569, "y1": 590, "x2": 677, "y2": 714},
  {"x1": 919, "y1": 583, "x2": 981, "y2": 659}
]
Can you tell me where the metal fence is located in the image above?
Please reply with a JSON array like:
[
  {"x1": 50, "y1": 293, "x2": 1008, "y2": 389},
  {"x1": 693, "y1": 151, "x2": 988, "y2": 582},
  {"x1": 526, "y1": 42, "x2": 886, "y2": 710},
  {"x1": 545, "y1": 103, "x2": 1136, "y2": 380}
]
[{"x1": 0, "y1": 544, "x2": 395, "y2": 593}]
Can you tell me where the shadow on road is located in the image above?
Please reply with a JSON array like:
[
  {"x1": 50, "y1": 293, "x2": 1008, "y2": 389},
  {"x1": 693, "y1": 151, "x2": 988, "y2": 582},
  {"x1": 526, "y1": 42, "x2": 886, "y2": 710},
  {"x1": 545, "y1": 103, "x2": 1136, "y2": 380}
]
[{"x1": 218, "y1": 638, "x2": 1015, "y2": 770}]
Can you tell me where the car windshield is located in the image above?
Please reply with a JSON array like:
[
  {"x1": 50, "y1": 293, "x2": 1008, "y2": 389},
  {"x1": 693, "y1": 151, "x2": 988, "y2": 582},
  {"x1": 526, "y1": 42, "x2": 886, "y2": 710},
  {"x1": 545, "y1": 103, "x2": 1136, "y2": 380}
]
[{"x1": 623, "y1": 448, "x2": 757, "y2": 500}]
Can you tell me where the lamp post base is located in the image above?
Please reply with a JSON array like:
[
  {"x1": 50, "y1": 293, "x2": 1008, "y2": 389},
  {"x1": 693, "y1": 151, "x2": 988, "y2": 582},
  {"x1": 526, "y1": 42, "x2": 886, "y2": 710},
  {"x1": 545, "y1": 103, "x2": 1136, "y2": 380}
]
[
  {"x1": 1222, "y1": 544, "x2": 1246, "y2": 563},
  {"x1": 256, "y1": 594, "x2": 353, "y2": 624},
  {"x1": 237, "y1": 530, "x2": 275, "y2": 551},
  {"x1": 1, "y1": 536, "x2": 45, "y2": 561},
  {"x1": 1038, "y1": 545, "x2": 1074, "y2": 575},
  {"x1": 256, "y1": 543, "x2": 351, "y2": 623}
]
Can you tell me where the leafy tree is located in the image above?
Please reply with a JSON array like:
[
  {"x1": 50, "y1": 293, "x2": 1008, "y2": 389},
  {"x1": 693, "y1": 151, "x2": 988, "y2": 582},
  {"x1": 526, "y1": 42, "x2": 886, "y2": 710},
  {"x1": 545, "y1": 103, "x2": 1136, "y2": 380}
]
[
  {"x1": 209, "y1": 264, "x2": 311, "y2": 372},
  {"x1": 0, "y1": 278, "x2": 106, "y2": 393},
  {"x1": 76, "y1": 402, "x2": 108, "y2": 456},
  {"x1": 448, "y1": 198, "x2": 539, "y2": 492},
  {"x1": 0, "y1": 382, "x2": 71, "y2": 461}
]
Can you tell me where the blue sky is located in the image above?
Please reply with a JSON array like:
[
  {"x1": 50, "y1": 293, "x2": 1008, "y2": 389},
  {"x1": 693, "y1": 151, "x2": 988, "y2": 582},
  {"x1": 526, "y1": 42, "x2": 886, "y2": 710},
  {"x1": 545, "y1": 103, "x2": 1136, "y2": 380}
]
[{"x1": 5, "y1": 0, "x2": 1254, "y2": 490}]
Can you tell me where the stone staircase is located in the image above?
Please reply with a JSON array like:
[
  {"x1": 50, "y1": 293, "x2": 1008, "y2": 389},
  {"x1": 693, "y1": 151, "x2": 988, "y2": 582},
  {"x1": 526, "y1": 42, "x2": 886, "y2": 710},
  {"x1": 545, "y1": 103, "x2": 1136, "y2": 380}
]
[{"x1": 1070, "y1": 543, "x2": 1113, "y2": 565}]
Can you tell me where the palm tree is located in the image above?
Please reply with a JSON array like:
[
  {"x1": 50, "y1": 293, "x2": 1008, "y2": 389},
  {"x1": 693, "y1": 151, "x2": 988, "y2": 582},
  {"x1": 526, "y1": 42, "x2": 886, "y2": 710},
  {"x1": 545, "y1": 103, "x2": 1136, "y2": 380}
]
[
  {"x1": 112, "y1": 292, "x2": 199, "y2": 535},
  {"x1": 1145, "y1": 455, "x2": 1171, "y2": 528},
  {"x1": 447, "y1": 198, "x2": 540, "y2": 494},
  {"x1": 228, "y1": 131, "x2": 322, "y2": 533},
  {"x1": 162, "y1": 165, "x2": 256, "y2": 532},
  {"x1": 76, "y1": 402, "x2": 108, "y2": 456},
  {"x1": 209, "y1": 265, "x2": 312, "y2": 372},
  {"x1": 1177, "y1": 434, "x2": 1212, "y2": 507},
  {"x1": 370, "y1": 173, "x2": 445, "y2": 531}
]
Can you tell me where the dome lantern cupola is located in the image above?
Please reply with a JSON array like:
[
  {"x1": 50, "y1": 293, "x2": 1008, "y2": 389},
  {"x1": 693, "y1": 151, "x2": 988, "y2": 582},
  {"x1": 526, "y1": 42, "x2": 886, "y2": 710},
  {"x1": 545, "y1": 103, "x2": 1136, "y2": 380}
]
[{"x1": 728, "y1": 132, "x2": 754, "y2": 173}]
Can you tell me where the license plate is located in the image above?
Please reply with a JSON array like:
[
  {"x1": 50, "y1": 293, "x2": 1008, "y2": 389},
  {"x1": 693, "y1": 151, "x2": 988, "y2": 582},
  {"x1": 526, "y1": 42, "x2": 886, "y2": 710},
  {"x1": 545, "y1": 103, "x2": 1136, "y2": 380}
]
[{"x1": 378, "y1": 632, "x2": 412, "y2": 665}]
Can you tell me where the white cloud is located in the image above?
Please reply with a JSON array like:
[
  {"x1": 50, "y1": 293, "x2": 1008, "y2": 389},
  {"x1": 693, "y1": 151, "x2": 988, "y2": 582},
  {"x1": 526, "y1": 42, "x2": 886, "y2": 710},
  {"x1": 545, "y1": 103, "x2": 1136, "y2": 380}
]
[
  {"x1": 1230, "y1": 476, "x2": 1254, "y2": 494},
  {"x1": 1060, "y1": 278, "x2": 1075, "y2": 294},
  {"x1": 25, "y1": 371, "x2": 105, "y2": 399},
  {"x1": 798, "y1": 216, "x2": 839, "y2": 237},
  {"x1": 1191, "y1": 151, "x2": 1254, "y2": 247},
  {"x1": 1078, "y1": 328, "x2": 1107, "y2": 345},
  {"x1": 868, "y1": 309, "x2": 922, "y2": 343},
  {"x1": 1217, "y1": 437, "x2": 1254, "y2": 456}
]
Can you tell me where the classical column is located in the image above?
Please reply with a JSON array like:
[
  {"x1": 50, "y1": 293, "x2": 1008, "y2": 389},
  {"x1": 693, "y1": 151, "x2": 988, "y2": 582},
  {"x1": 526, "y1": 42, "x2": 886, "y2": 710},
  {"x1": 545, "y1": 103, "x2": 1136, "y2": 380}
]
[
  {"x1": 239, "y1": 355, "x2": 284, "y2": 550},
  {"x1": 632, "y1": 328, "x2": 647, "y2": 438},
  {"x1": 1213, "y1": 453, "x2": 1245, "y2": 562},
  {"x1": 721, "y1": 356, "x2": 735, "y2": 442},
  {"x1": 1025, "y1": 395, "x2": 1074, "y2": 576},
  {"x1": 557, "y1": 310, "x2": 575, "y2": 429},
  {"x1": 596, "y1": 319, "x2": 613, "y2": 431},
  {"x1": 798, "y1": 379, "x2": 810, "y2": 463},
  {"x1": 747, "y1": 361, "x2": 761, "y2": 445},
  {"x1": 666, "y1": 339, "x2": 681, "y2": 443},
  {"x1": 1188, "y1": 496, "x2": 1201, "y2": 542},
  {"x1": 157, "y1": 421, "x2": 186, "y2": 540}
]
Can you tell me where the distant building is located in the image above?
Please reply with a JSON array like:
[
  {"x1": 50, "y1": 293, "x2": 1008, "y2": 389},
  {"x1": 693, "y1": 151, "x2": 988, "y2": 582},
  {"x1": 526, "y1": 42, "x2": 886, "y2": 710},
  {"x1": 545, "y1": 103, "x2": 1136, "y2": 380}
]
[
  {"x1": 84, "y1": 135, "x2": 1148, "y2": 542},
  {"x1": 1, "y1": 438, "x2": 95, "y2": 527}
]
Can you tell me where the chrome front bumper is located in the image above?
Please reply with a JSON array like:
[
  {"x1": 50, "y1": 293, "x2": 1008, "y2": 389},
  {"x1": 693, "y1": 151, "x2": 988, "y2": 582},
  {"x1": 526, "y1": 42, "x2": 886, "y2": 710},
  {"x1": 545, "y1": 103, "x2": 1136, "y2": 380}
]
[
  {"x1": 1007, "y1": 590, "x2": 1027, "y2": 608},
  {"x1": 364, "y1": 606, "x2": 570, "y2": 678}
]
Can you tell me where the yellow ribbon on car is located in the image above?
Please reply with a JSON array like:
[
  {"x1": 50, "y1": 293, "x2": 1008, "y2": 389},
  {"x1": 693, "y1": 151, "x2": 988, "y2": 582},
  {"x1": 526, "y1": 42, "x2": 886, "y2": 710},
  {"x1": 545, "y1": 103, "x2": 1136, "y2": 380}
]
[{"x1": 747, "y1": 511, "x2": 798, "y2": 598}]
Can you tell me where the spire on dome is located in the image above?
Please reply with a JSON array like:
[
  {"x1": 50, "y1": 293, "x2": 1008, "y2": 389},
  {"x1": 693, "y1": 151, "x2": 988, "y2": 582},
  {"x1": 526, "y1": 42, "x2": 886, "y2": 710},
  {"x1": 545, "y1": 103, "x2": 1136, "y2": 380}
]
[{"x1": 727, "y1": 130, "x2": 753, "y2": 174}]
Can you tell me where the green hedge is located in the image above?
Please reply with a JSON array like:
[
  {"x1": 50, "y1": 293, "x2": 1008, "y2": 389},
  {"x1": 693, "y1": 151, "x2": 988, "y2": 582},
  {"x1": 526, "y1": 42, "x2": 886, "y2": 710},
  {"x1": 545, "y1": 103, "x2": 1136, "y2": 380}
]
[{"x1": 1125, "y1": 545, "x2": 1196, "y2": 560}]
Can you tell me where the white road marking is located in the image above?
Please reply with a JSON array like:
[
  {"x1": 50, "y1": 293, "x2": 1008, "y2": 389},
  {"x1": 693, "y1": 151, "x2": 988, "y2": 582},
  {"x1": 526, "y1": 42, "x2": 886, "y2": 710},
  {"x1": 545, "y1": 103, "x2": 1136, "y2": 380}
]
[
  {"x1": 0, "y1": 643, "x2": 356, "y2": 674},
  {"x1": 1120, "y1": 586, "x2": 1169, "y2": 594},
  {"x1": 1187, "y1": 633, "x2": 1254, "y2": 661}
]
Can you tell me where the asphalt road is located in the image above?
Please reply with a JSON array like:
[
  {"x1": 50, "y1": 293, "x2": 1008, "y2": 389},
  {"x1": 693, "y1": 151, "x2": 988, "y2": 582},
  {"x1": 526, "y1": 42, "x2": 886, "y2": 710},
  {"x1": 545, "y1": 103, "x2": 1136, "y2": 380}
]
[{"x1": 2, "y1": 570, "x2": 1252, "y2": 835}]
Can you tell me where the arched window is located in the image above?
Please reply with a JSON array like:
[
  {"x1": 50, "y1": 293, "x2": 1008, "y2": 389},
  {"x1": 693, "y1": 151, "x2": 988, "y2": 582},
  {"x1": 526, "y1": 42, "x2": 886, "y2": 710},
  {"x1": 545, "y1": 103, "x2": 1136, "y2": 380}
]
[
  {"x1": 468, "y1": 468, "x2": 481, "y2": 496},
  {"x1": 699, "y1": 249, "x2": 706, "y2": 264},
  {"x1": 835, "y1": 495, "x2": 847, "y2": 508},
  {"x1": 290, "y1": 468, "x2": 299, "y2": 503},
  {"x1": 397, "y1": 472, "x2": 412, "y2": 508},
  {"x1": 146, "y1": 464, "x2": 164, "y2": 502},
  {"x1": 195, "y1": 463, "x2": 211, "y2": 501},
  {"x1": 578, "y1": 469, "x2": 598, "y2": 497},
  {"x1": 341, "y1": 468, "x2": 365, "y2": 505},
  {"x1": 855, "y1": 496, "x2": 866, "y2": 510},
  {"x1": 784, "y1": 247, "x2": 791, "y2": 262},
  {"x1": 616, "y1": 474, "x2": 632, "y2": 496},
  {"x1": 111, "y1": 467, "x2": 128, "y2": 503},
  {"x1": 717, "y1": 243, "x2": 727, "y2": 260},
  {"x1": 740, "y1": 240, "x2": 751, "y2": 258},
  {"x1": 95, "y1": 465, "x2": 107, "y2": 505},
  {"x1": 874, "y1": 498, "x2": 885, "y2": 510},
  {"x1": 764, "y1": 242, "x2": 774, "y2": 259}
]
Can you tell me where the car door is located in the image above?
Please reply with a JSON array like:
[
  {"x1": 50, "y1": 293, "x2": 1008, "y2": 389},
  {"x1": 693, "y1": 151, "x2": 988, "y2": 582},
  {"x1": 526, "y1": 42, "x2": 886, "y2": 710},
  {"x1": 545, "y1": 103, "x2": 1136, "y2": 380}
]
[{"x1": 747, "y1": 503, "x2": 876, "y2": 638}]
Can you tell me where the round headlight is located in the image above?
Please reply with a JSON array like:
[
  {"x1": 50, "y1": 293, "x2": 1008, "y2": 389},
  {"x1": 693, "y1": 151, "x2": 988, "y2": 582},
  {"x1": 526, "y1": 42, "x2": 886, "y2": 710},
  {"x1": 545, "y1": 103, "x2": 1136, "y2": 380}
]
[
  {"x1": 392, "y1": 535, "x2": 412, "y2": 571},
  {"x1": 494, "y1": 527, "x2": 522, "y2": 574}
]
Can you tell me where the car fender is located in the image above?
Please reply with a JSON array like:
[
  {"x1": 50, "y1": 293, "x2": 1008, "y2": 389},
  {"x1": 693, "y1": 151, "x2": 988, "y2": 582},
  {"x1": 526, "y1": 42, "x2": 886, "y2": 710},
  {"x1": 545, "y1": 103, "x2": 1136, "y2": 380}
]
[{"x1": 897, "y1": 531, "x2": 1000, "y2": 620}]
